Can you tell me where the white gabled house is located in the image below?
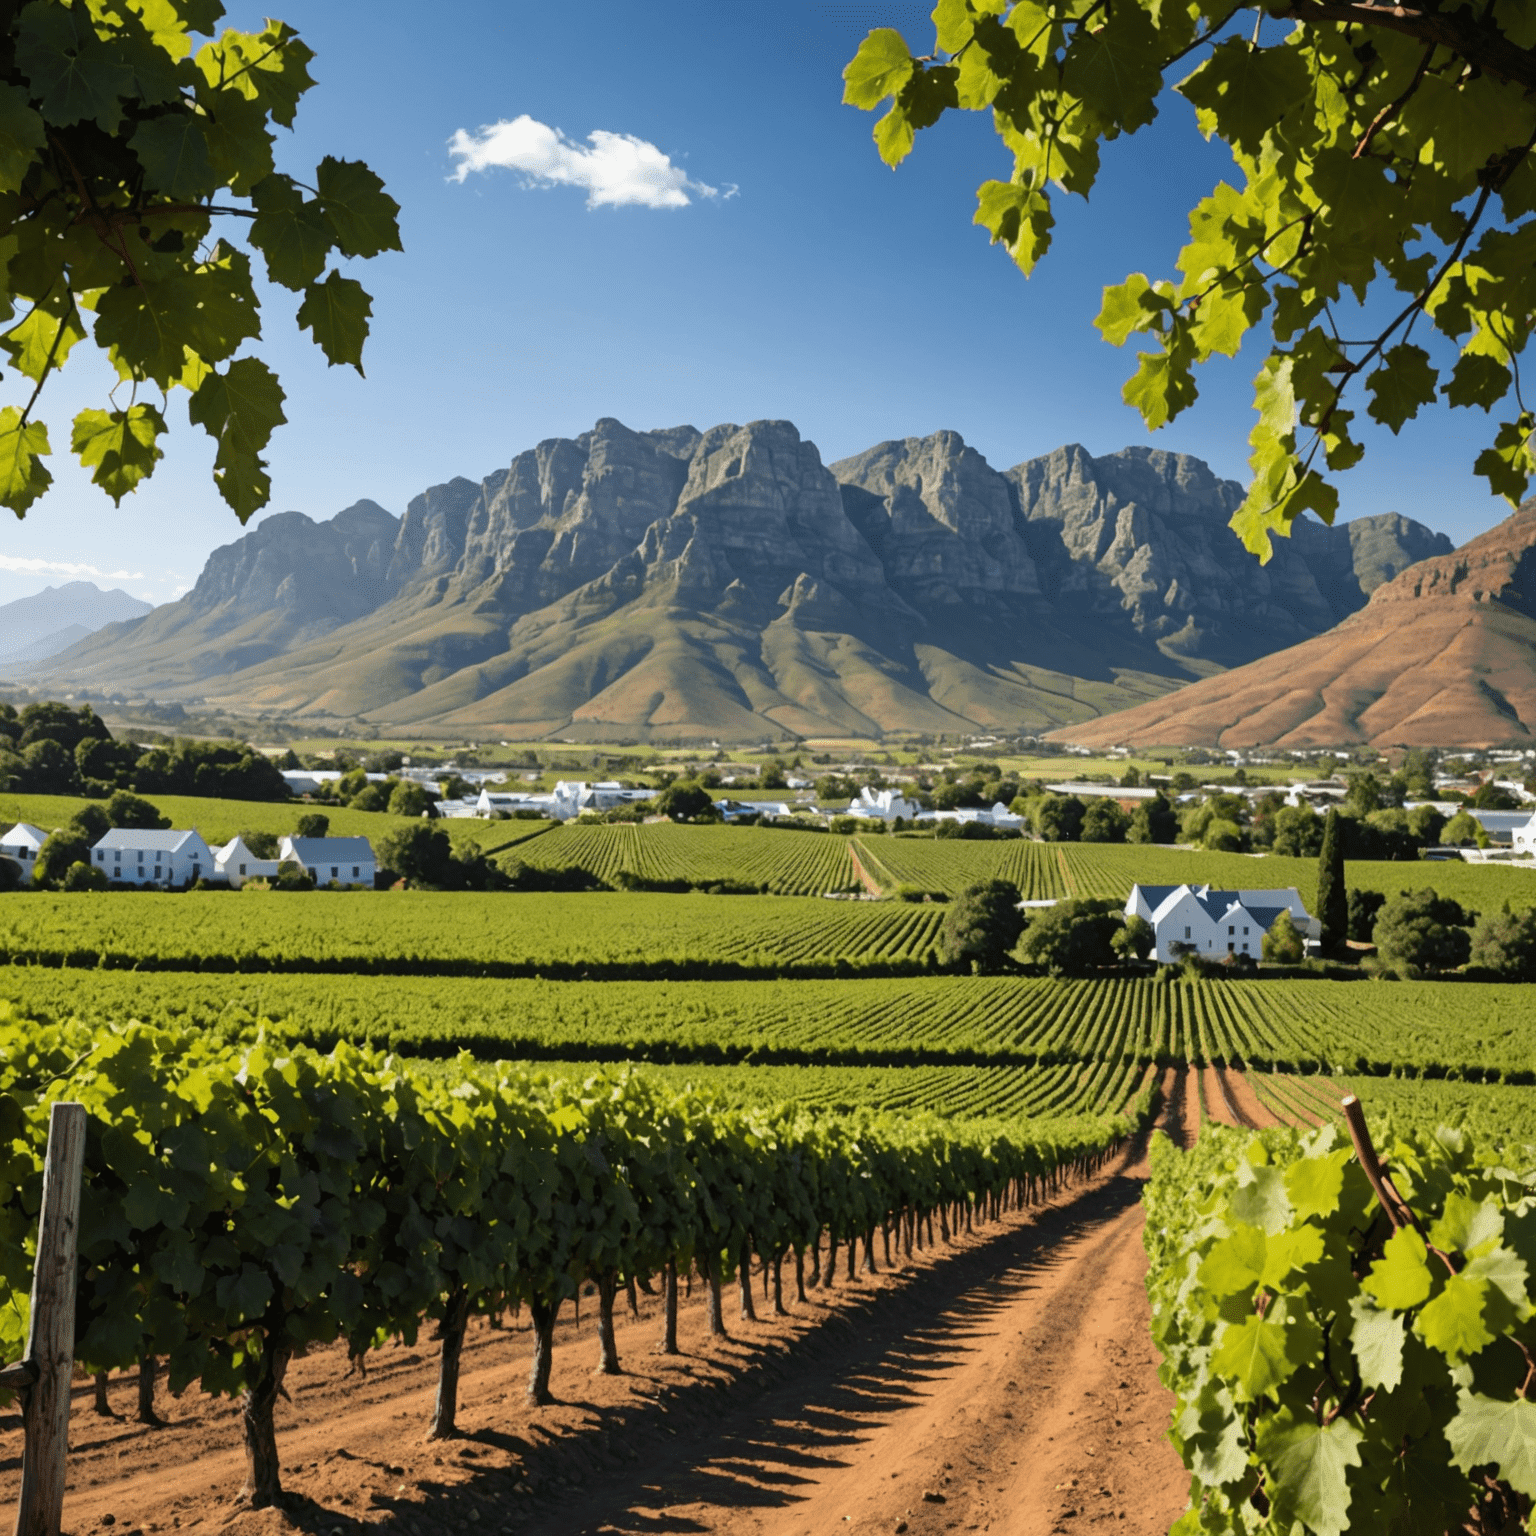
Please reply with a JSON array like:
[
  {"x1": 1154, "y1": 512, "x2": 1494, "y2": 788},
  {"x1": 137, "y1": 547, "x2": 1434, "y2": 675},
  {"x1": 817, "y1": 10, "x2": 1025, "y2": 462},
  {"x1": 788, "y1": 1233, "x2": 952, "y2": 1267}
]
[
  {"x1": 277, "y1": 835, "x2": 376, "y2": 889},
  {"x1": 847, "y1": 787, "x2": 922, "y2": 821},
  {"x1": 92, "y1": 828, "x2": 214, "y2": 888},
  {"x1": 0, "y1": 823, "x2": 46, "y2": 882},
  {"x1": 213, "y1": 836, "x2": 283, "y2": 889},
  {"x1": 1126, "y1": 883, "x2": 1320, "y2": 964}
]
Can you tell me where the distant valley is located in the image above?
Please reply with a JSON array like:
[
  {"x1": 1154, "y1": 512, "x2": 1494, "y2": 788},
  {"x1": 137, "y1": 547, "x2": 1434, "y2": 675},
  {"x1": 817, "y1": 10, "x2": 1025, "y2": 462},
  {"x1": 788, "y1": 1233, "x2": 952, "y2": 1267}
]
[{"x1": 26, "y1": 420, "x2": 1451, "y2": 743}]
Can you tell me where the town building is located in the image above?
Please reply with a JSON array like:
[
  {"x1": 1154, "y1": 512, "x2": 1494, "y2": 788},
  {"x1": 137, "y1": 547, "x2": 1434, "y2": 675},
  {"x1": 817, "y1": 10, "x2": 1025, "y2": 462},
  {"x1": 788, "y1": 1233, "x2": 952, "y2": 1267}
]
[
  {"x1": 847, "y1": 787, "x2": 922, "y2": 821},
  {"x1": 92, "y1": 829, "x2": 215, "y2": 888},
  {"x1": 1125, "y1": 883, "x2": 1320, "y2": 963}
]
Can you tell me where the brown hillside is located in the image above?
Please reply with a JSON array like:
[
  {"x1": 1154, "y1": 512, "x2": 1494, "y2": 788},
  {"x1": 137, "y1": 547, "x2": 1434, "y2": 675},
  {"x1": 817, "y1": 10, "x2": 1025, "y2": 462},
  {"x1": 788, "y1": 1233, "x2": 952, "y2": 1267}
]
[{"x1": 1049, "y1": 503, "x2": 1536, "y2": 749}]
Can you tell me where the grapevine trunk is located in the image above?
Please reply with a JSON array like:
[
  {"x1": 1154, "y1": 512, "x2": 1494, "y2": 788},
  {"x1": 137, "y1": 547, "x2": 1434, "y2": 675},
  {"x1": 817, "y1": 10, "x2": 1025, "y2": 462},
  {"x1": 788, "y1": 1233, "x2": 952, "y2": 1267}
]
[
  {"x1": 706, "y1": 1251, "x2": 728, "y2": 1337},
  {"x1": 239, "y1": 1334, "x2": 293, "y2": 1508},
  {"x1": 597, "y1": 1269, "x2": 621, "y2": 1374},
  {"x1": 658, "y1": 1259, "x2": 679, "y2": 1355},
  {"x1": 137, "y1": 1352, "x2": 159, "y2": 1425},
  {"x1": 527, "y1": 1297, "x2": 557, "y2": 1405},
  {"x1": 429, "y1": 1286, "x2": 470, "y2": 1439}
]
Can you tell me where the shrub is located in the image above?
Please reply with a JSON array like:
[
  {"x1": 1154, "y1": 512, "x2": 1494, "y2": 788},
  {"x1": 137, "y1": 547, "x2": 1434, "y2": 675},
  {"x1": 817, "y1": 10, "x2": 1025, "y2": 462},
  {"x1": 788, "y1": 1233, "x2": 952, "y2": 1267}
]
[
  {"x1": 1347, "y1": 888, "x2": 1386, "y2": 942},
  {"x1": 296, "y1": 813, "x2": 331, "y2": 839},
  {"x1": 388, "y1": 781, "x2": 432, "y2": 817},
  {"x1": 1261, "y1": 910, "x2": 1305, "y2": 964},
  {"x1": 1032, "y1": 794, "x2": 1085, "y2": 843},
  {"x1": 1469, "y1": 904, "x2": 1536, "y2": 980},
  {"x1": 106, "y1": 790, "x2": 170, "y2": 830},
  {"x1": 61, "y1": 860, "x2": 109, "y2": 892},
  {"x1": 653, "y1": 783, "x2": 713, "y2": 821}
]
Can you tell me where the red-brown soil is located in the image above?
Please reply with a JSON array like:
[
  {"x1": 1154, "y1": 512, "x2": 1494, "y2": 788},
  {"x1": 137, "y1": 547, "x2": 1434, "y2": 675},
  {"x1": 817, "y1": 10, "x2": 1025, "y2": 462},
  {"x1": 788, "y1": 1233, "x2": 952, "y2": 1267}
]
[
  {"x1": 1051, "y1": 502, "x2": 1536, "y2": 749},
  {"x1": 2, "y1": 1083, "x2": 1193, "y2": 1536}
]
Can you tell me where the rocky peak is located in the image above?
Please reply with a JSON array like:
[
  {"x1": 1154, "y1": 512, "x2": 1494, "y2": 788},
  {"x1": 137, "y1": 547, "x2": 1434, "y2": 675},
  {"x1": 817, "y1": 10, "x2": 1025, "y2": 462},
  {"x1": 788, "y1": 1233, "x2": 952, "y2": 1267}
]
[
  {"x1": 1366, "y1": 502, "x2": 1536, "y2": 617},
  {"x1": 389, "y1": 478, "x2": 481, "y2": 586},
  {"x1": 829, "y1": 432, "x2": 1041, "y2": 609},
  {"x1": 188, "y1": 500, "x2": 400, "y2": 622}
]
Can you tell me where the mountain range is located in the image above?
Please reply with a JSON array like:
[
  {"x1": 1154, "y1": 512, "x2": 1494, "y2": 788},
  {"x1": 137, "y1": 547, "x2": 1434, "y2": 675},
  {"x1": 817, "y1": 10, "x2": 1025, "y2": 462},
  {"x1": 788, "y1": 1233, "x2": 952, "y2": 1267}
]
[
  {"x1": 32, "y1": 419, "x2": 1452, "y2": 742},
  {"x1": 1051, "y1": 501, "x2": 1536, "y2": 750},
  {"x1": 0, "y1": 581, "x2": 152, "y2": 669}
]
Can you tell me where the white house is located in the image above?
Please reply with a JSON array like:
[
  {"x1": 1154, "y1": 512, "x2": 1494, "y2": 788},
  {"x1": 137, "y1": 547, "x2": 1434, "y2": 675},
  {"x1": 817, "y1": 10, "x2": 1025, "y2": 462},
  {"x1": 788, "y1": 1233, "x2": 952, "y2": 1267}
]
[
  {"x1": 1512, "y1": 814, "x2": 1536, "y2": 855},
  {"x1": 213, "y1": 836, "x2": 282, "y2": 889},
  {"x1": 92, "y1": 829, "x2": 215, "y2": 888},
  {"x1": 1466, "y1": 810, "x2": 1534, "y2": 846},
  {"x1": 0, "y1": 823, "x2": 46, "y2": 882},
  {"x1": 277, "y1": 836, "x2": 376, "y2": 889},
  {"x1": 847, "y1": 786, "x2": 922, "y2": 821},
  {"x1": 1126, "y1": 882, "x2": 1320, "y2": 964},
  {"x1": 916, "y1": 802, "x2": 1025, "y2": 830}
]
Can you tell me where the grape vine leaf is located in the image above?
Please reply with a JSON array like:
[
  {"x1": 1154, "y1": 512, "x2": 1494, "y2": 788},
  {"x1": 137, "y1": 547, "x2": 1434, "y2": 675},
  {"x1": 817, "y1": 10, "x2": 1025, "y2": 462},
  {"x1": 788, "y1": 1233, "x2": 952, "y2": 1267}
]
[
  {"x1": 1362, "y1": 1225, "x2": 1433, "y2": 1312},
  {"x1": 1348, "y1": 1294, "x2": 1405, "y2": 1392},
  {"x1": 842, "y1": 28, "x2": 915, "y2": 111},
  {"x1": 1416, "y1": 1273, "x2": 1494, "y2": 1363},
  {"x1": 0, "y1": 408, "x2": 52, "y2": 514},
  {"x1": 1257, "y1": 1409, "x2": 1362, "y2": 1536},
  {"x1": 1286, "y1": 1150, "x2": 1349, "y2": 1223},
  {"x1": 1447, "y1": 1390, "x2": 1536, "y2": 1500},
  {"x1": 187, "y1": 357, "x2": 287, "y2": 521},
  {"x1": 0, "y1": 84, "x2": 46, "y2": 194},
  {"x1": 315, "y1": 156, "x2": 404, "y2": 260},
  {"x1": 1431, "y1": 1192, "x2": 1504, "y2": 1259},
  {"x1": 1212, "y1": 1314, "x2": 1294, "y2": 1402},
  {"x1": 70, "y1": 405, "x2": 166, "y2": 505},
  {"x1": 296, "y1": 271, "x2": 371, "y2": 373},
  {"x1": 1229, "y1": 1162, "x2": 1291, "y2": 1236}
]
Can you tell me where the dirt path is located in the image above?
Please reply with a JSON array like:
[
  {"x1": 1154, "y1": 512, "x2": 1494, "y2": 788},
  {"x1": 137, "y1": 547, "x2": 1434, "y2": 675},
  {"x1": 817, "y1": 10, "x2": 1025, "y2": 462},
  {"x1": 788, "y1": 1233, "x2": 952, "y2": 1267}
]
[
  {"x1": 4, "y1": 1117, "x2": 1189, "y2": 1536},
  {"x1": 846, "y1": 842, "x2": 885, "y2": 897},
  {"x1": 1219, "y1": 1067, "x2": 1279, "y2": 1128}
]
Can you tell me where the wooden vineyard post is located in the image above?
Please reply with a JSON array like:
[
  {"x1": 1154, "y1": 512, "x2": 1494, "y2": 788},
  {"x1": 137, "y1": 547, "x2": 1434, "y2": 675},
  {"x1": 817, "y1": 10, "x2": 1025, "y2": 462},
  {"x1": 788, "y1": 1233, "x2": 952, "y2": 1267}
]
[{"x1": 11, "y1": 1102, "x2": 88, "y2": 1536}]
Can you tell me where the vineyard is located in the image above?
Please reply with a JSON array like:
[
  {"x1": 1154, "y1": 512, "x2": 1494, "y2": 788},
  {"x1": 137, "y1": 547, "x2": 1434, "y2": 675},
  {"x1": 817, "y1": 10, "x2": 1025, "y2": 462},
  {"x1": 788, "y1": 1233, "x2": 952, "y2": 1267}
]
[
  {"x1": 506, "y1": 820, "x2": 859, "y2": 895},
  {"x1": 0, "y1": 890, "x2": 944, "y2": 978},
  {"x1": 0, "y1": 1008, "x2": 1148, "y2": 1508}
]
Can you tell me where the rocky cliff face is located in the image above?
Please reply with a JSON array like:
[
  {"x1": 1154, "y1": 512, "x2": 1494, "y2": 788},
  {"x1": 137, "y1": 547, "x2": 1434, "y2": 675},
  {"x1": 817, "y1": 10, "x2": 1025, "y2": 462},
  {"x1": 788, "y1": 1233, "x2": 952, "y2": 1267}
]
[
  {"x1": 37, "y1": 419, "x2": 1459, "y2": 740},
  {"x1": 1004, "y1": 445, "x2": 1452, "y2": 667}
]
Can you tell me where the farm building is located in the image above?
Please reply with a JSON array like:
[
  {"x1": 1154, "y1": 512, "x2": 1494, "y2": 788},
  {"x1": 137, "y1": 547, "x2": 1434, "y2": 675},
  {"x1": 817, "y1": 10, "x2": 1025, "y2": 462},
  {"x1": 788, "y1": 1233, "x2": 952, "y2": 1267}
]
[
  {"x1": 213, "y1": 836, "x2": 283, "y2": 889},
  {"x1": 278, "y1": 836, "x2": 376, "y2": 889},
  {"x1": 1126, "y1": 883, "x2": 1319, "y2": 964},
  {"x1": 92, "y1": 829, "x2": 215, "y2": 888},
  {"x1": 0, "y1": 823, "x2": 46, "y2": 882}
]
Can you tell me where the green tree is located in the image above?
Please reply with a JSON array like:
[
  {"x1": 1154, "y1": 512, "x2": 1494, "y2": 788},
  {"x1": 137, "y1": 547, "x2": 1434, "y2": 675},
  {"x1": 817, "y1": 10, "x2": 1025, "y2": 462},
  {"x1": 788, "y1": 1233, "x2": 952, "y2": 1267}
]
[
  {"x1": 1441, "y1": 809, "x2": 1487, "y2": 848},
  {"x1": 939, "y1": 879, "x2": 1024, "y2": 970},
  {"x1": 387, "y1": 780, "x2": 431, "y2": 817},
  {"x1": 1316, "y1": 808, "x2": 1347, "y2": 955},
  {"x1": 1127, "y1": 793, "x2": 1178, "y2": 845},
  {"x1": 239, "y1": 828, "x2": 279, "y2": 859},
  {"x1": 1080, "y1": 797, "x2": 1129, "y2": 843},
  {"x1": 1031, "y1": 793, "x2": 1084, "y2": 843},
  {"x1": 34, "y1": 826, "x2": 90, "y2": 886},
  {"x1": 1270, "y1": 803, "x2": 1322, "y2": 858},
  {"x1": 295, "y1": 812, "x2": 330, "y2": 839},
  {"x1": 376, "y1": 823, "x2": 455, "y2": 888},
  {"x1": 1469, "y1": 903, "x2": 1536, "y2": 980},
  {"x1": 349, "y1": 783, "x2": 387, "y2": 813},
  {"x1": 1018, "y1": 898, "x2": 1124, "y2": 974},
  {"x1": 1469, "y1": 779, "x2": 1521, "y2": 810},
  {"x1": 1112, "y1": 912, "x2": 1155, "y2": 964},
  {"x1": 1347, "y1": 888, "x2": 1386, "y2": 943},
  {"x1": 106, "y1": 789, "x2": 168, "y2": 829},
  {"x1": 1407, "y1": 803, "x2": 1447, "y2": 846},
  {"x1": 843, "y1": 4, "x2": 1536, "y2": 556},
  {"x1": 653, "y1": 783, "x2": 713, "y2": 822},
  {"x1": 1374, "y1": 887, "x2": 1473, "y2": 975},
  {"x1": 0, "y1": 2, "x2": 400, "y2": 519},
  {"x1": 1260, "y1": 910, "x2": 1304, "y2": 964},
  {"x1": 1203, "y1": 817, "x2": 1245, "y2": 852}
]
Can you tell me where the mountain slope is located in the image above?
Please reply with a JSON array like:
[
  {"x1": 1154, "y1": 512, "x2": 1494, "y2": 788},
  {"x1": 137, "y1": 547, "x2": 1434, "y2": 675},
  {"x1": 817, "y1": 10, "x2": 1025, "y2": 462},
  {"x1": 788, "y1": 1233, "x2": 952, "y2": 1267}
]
[
  {"x1": 1049, "y1": 504, "x2": 1536, "y2": 749},
  {"x1": 38, "y1": 420, "x2": 1452, "y2": 741}
]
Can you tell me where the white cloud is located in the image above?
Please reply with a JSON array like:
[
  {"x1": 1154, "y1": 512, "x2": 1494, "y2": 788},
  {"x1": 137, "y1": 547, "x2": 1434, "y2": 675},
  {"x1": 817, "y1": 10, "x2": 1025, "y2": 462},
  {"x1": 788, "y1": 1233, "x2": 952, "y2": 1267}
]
[
  {"x1": 0, "y1": 555, "x2": 145, "y2": 582},
  {"x1": 447, "y1": 114, "x2": 732, "y2": 209}
]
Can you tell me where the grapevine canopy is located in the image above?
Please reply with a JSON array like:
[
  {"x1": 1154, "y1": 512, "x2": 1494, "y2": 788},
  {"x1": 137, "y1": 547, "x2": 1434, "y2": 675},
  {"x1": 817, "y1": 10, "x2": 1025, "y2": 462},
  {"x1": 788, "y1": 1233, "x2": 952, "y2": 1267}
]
[
  {"x1": 843, "y1": 0, "x2": 1536, "y2": 559},
  {"x1": 0, "y1": 0, "x2": 401, "y2": 520}
]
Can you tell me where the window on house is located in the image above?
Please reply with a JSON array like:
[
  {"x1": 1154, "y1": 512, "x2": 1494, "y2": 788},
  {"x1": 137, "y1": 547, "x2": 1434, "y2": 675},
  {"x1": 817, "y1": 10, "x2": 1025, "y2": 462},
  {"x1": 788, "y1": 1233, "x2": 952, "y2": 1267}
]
[
  {"x1": 1228, "y1": 924, "x2": 1235, "y2": 934},
  {"x1": 240, "y1": 864, "x2": 247, "y2": 876},
  {"x1": 1228, "y1": 942, "x2": 1235, "y2": 953},
  {"x1": 352, "y1": 866, "x2": 359, "y2": 877},
  {"x1": 331, "y1": 866, "x2": 339, "y2": 878},
  {"x1": 114, "y1": 850, "x2": 120, "y2": 863},
  {"x1": 1184, "y1": 926, "x2": 1190, "y2": 939},
  {"x1": 96, "y1": 851, "x2": 103, "y2": 862},
  {"x1": 1243, "y1": 926, "x2": 1249, "y2": 935},
  {"x1": 1242, "y1": 942, "x2": 1249, "y2": 953}
]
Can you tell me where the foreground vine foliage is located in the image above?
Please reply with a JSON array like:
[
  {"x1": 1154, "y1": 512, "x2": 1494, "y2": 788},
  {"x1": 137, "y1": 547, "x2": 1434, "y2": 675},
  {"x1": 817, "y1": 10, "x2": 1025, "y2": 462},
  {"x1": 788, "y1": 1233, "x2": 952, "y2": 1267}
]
[
  {"x1": 0, "y1": 0, "x2": 401, "y2": 518},
  {"x1": 0, "y1": 1008, "x2": 1149, "y2": 1508},
  {"x1": 1145, "y1": 1114, "x2": 1536, "y2": 1534},
  {"x1": 844, "y1": 0, "x2": 1536, "y2": 556}
]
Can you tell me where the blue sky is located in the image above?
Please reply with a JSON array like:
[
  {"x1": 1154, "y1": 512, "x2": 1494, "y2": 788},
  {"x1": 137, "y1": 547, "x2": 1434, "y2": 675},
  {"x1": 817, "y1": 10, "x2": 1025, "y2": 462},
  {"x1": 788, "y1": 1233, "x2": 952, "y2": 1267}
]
[{"x1": 0, "y1": 0, "x2": 1509, "y2": 607}]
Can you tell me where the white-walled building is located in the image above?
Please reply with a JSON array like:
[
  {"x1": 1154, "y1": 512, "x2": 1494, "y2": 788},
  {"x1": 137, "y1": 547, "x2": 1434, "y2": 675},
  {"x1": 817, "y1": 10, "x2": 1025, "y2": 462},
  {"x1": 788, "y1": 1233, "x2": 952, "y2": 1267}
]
[
  {"x1": 213, "y1": 836, "x2": 283, "y2": 889},
  {"x1": 92, "y1": 829, "x2": 215, "y2": 888},
  {"x1": 277, "y1": 836, "x2": 376, "y2": 888},
  {"x1": 0, "y1": 823, "x2": 46, "y2": 882},
  {"x1": 916, "y1": 802, "x2": 1025, "y2": 830},
  {"x1": 1126, "y1": 883, "x2": 1320, "y2": 964},
  {"x1": 474, "y1": 781, "x2": 654, "y2": 821},
  {"x1": 847, "y1": 787, "x2": 922, "y2": 821}
]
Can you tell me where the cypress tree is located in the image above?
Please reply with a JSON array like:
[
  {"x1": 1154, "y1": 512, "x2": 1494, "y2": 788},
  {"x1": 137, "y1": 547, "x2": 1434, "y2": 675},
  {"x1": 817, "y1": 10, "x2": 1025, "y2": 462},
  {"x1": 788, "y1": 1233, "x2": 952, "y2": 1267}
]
[{"x1": 1317, "y1": 808, "x2": 1347, "y2": 955}]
